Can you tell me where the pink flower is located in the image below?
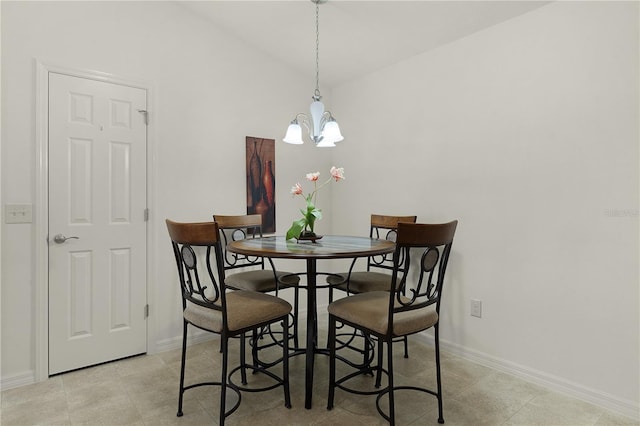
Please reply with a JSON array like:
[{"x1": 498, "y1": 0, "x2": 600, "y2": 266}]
[
  {"x1": 330, "y1": 166, "x2": 345, "y2": 182},
  {"x1": 290, "y1": 183, "x2": 303, "y2": 195},
  {"x1": 306, "y1": 172, "x2": 321, "y2": 182}
]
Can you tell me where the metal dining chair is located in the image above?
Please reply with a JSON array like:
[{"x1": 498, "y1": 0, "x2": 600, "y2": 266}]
[
  {"x1": 327, "y1": 221, "x2": 458, "y2": 425},
  {"x1": 166, "y1": 219, "x2": 292, "y2": 425}
]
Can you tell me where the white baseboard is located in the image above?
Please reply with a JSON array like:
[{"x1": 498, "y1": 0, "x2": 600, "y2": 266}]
[
  {"x1": 0, "y1": 370, "x2": 36, "y2": 392},
  {"x1": 413, "y1": 332, "x2": 640, "y2": 421}
]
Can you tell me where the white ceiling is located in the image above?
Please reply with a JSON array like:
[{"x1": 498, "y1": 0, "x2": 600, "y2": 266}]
[{"x1": 179, "y1": 1, "x2": 549, "y2": 88}]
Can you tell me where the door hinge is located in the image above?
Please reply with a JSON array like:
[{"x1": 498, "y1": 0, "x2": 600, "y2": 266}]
[
  {"x1": 144, "y1": 304, "x2": 149, "y2": 319},
  {"x1": 144, "y1": 208, "x2": 149, "y2": 222},
  {"x1": 137, "y1": 109, "x2": 149, "y2": 125}
]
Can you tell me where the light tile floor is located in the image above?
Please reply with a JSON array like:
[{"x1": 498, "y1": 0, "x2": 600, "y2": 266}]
[{"x1": 2, "y1": 326, "x2": 638, "y2": 426}]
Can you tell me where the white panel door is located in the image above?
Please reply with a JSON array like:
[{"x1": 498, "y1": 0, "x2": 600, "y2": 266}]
[{"x1": 48, "y1": 72, "x2": 147, "y2": 375}]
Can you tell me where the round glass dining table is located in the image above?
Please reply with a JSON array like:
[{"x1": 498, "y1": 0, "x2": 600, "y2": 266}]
[{"x1": 226, "y1": 235, "x2": 395, "y2": 409}]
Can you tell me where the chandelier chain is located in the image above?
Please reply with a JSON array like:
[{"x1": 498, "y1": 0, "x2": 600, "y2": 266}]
[{"x1": 315, "y1": 1, "x2": 321, "y2": 98}]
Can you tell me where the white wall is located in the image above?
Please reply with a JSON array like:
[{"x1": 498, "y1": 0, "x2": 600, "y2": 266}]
[
  {"x1": 331, "y1": 0, "x2": 638, "y2": 416},
  {"x1": 1, "y1": 0, "x2": 332, "y2": 385}
]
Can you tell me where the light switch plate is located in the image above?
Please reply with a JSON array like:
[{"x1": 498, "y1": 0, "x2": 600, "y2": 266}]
[
  {"x1": 471, "y1": 299, "x2": 482, "y2": 318},
  {"x1": 5, "y1": 204, "x2": 33, "y2": 224}
]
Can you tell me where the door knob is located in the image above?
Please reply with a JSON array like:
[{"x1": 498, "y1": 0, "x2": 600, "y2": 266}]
[{"x1": 53, "y1": 234, "x2": 79, "y2": 244}]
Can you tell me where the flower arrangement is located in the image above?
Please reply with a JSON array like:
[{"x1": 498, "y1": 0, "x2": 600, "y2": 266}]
[{"x1": 286, "y1": 166, "x2": 345, "y2": 240}]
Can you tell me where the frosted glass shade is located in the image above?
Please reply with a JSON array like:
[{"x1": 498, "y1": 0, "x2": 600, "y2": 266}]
[
  {"x1": 283, "y1": 122, "x2": 304, "y2": 144},
  {"x1": 316, "y1": 138, "x2": 336, "y2": 148},
  {"x1": 321, "y1": 119, "x2": 343, "y2": 143}
]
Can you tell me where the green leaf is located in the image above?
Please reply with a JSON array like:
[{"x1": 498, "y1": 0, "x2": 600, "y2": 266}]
[{"x1": 286, "y1": 218, "x2": 306, "y2": 240}]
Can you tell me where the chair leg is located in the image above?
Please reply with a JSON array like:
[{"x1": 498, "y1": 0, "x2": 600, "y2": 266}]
[
  {"x1": 327, "y1": 315, "x2": 336, "y2": 410},
  {"x1": 220, "y1": 335, "x2": 229, "y2": 426},
  {"x1": 177, "y1": 320, "x2": 188, "y2": 417},
  {"x1": 375, "y1": 338, "x2": 383, "y2": 388},
  {"x1": 387, "y1": 338, "x2": 396, "y2": 426},
  {"x1": 282, "y1": 316, "x2": 292, "y2": 408},
  {"x1": 251, "y1": 328, "x2": 260, "y2": 372},
  {"x1": 326, "y1": 288, "x2": 334, "y2": 349},
  {"x1": 435, "y1": 324, "x2": 444, "y2": 424},
  {"x1": 240, "y1": 332, "x2": 248, "y2": 385}
]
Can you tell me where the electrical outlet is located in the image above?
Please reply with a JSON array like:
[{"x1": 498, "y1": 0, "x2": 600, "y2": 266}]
[
  {"x1": 471, "y1": 299, "x2": 482, "y2": 318},
  {"x1": 5, "y1": 204, "x2": 33, "y2": 224}
]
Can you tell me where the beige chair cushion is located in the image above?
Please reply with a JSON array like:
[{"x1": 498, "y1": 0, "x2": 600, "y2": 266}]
[
  {"x1": 184, "y1": 290, "x2": 291, "y2": 333},
  {"x1": 327, "y1": 271, "x2": 394, "y2": 293},
  {"x1": 225, "y1": 270, "x2": 300, "y2": 293},
  {"x1": 327, "y1": 291, "x2": 438, "y2": 337}
]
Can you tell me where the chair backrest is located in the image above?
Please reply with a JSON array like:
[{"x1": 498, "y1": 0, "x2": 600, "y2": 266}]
[
  {"x1": 213, "y1": 214, "x2": 268, "y2": 272},
  {"x1": 389, "y1": 221, "x2": 458, "y2": 319},
  {"x1": 166, "y1": 219, "x2": 226, "y2": 313},
  {"x1": 366, "y1": 214, "x2": 417, "y2": 273}
]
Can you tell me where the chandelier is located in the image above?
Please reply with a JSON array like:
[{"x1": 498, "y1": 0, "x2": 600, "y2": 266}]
[{"x1": 283, "y1": 0, "x2": 343, "y2": 148}]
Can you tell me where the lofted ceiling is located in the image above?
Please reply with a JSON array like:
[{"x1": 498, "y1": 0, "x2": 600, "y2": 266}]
[{"x1": 178, "y1": 0, "x2": 550, "y2": 88}]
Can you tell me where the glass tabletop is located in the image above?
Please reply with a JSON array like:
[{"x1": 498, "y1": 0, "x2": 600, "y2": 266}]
[{"x1": 227, "y1": 235, "x2": 395, "y2": 259}]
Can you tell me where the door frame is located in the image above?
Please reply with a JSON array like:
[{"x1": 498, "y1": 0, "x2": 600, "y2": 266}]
[{"x1": 34, "y1": 61, "x2": 157, "y2": 381}]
